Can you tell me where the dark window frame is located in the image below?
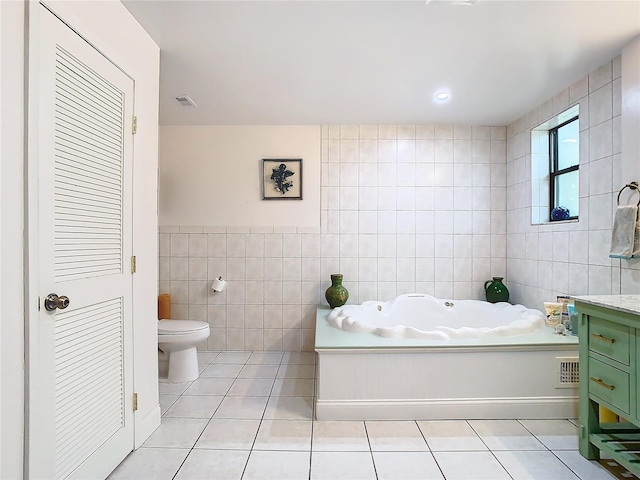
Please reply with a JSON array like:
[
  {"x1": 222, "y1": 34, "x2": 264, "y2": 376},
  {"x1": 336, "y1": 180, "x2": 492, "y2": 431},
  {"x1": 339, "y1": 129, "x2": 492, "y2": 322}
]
[{"x1": 549, "y1": 115, "x2": 579, "y2": 221}]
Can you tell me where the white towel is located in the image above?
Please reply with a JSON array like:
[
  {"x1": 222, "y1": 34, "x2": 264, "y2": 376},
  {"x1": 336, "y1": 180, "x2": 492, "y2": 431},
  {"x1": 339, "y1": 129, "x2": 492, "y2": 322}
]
[
  {"x1": 634, "y1": 209, "x2": 640, "y2": 258},
  {"x1": 610, "y1": 205, "x2": 639, "y2": 259}
]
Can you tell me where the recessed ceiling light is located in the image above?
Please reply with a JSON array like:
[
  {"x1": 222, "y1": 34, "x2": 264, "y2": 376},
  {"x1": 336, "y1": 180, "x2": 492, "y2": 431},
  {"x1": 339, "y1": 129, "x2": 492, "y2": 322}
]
[
  {"x1": 175, "y1": 94, "x2": 197, "y2": 107},
  {"x1": 435, "y1": 91, "x2": 450, "y2": 101}
]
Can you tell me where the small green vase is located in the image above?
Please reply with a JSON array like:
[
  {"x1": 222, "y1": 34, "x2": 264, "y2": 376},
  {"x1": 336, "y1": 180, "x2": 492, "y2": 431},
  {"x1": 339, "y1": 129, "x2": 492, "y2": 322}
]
[
  {"x1": 325, "y1": 274, "x2": 349, "y2": 308},
  {"x1": 484, "y1": 276, "x2": 510, "y2": 303}
]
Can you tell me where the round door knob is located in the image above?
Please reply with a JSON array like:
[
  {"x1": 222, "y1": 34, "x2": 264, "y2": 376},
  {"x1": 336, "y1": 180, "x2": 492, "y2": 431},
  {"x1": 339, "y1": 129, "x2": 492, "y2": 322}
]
[
  {"x1": 44, "y1": 293, "x2": 70, "y2": 311},
  {"x1": 57, "y1": 296, "x2": 70, "y2": 310}
]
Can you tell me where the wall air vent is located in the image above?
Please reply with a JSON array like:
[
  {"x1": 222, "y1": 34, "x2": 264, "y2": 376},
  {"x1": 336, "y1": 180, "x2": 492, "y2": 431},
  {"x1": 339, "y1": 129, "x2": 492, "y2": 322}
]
[
  {"x1": 556, "y1": 357, "x2": 579, "y2": 388},
  {"x1": 175, "y1": 94, "x2": 197, "y2": 107}
]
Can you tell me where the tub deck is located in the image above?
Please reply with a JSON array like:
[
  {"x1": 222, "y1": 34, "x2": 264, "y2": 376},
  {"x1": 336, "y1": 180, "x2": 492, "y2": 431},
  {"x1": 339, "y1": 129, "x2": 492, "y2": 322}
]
[{"x1": 315, "y1": 306, "x2": 579, "y2": 421}]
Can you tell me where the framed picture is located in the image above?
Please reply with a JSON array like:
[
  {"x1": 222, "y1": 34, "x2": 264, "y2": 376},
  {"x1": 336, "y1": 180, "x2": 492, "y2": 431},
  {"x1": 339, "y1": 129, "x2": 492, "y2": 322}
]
[{"x1": 262, "y1": 158, "x2": 303, "y2": 200}]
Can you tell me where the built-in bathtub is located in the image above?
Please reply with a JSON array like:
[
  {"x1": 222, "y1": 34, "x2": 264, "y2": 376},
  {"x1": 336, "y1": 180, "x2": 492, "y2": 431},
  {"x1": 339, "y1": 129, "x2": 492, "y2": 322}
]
[
  {"x1": 328, "y1": 294, "x2": 546, "y2": 339},
  {"x1": 315, "y1": 295, "x2": 579, "y2": 421}
]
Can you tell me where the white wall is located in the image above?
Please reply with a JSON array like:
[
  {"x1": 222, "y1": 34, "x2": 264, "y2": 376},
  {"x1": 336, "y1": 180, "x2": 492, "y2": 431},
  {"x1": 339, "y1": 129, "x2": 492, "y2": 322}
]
[
  {"x1": 159, "y1": 126, "x2": 321, "y2": 228},
  {"x1": 0, "y1": 1, "x2": 160, "y2": 475},
  {"x1": 0, "y1": 2, "x2": 25, "y2": 478}
]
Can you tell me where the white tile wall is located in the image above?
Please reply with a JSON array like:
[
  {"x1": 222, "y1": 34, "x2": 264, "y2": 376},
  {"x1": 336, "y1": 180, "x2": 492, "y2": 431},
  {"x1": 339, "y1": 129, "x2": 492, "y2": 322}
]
[
  {"x1": 506, "y1": 56, "x2": 640, "y2": 309},
  {"x1": 160, "y1": 124, "x2": 508, "y2": 351}
]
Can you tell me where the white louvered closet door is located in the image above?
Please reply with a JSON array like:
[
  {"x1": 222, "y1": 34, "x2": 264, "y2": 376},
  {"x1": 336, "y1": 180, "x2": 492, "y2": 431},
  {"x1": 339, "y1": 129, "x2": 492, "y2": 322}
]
[{"x1": 30, "y1": 5, "x2": 135, "y2": 479}]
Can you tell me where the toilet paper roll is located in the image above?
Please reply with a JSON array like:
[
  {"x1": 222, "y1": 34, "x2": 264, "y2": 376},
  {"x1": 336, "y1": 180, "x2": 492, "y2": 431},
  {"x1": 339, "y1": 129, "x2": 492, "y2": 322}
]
[
  {"x1": 158, "y1": 293, "x2": 171, "y2": 320},
  {"x1": 211, "y1": 277, "x2": 226, "y2": 292}
]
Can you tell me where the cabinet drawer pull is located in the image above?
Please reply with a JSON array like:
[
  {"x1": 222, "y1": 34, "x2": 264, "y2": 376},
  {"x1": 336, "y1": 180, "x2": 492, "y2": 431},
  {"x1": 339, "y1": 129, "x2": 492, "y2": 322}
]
[
  {"x1": 591, "y1": 333, "x2": 615, "y2": 344},
  {"x1": 590, "y1": 377, "x2": 615, "y2": 391}
]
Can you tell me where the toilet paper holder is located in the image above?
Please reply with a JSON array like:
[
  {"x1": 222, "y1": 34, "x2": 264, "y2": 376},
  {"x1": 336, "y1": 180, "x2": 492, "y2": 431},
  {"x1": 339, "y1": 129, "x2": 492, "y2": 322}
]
[{"x1": 211, "y1": 276, "x2": 226, "y2": 292}]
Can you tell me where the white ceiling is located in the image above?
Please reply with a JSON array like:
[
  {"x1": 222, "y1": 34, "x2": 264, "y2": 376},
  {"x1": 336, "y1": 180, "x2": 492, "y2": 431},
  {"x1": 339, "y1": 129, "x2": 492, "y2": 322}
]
[{"x1": 122, "y1": 0, "x2": 640, "y2": 126}]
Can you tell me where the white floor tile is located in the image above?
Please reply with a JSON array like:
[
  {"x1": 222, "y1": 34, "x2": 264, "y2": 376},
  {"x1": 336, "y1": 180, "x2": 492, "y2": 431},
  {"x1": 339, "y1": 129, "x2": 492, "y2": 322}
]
[
  {"x1": 143, "y1": 417, "x2": 209, "y2": 448},
  {"x1": 469, "y1": 419, "x2": 546, "y2": 451},
  {"x1": 184, "y1": 377, "x2": 234, "y2": 396},
  {"x1": 247, "y1": 352, "x2": 284, "y2": 365},
  {"x1": 197, "y1": 351, "x2": 220, "y2": 364},
  {"x1": 108, "y1": 447, "x2": 190, "y2": 480},
  {"x1": 195, "y1": 418, "x2": 261, "y2": 450},
  {"x1": 311, "y1": 451, "x2": 376, "y2": 480},
  {"x1": 433, "y1": 451, "x2": 511, "y2": 479},
  {"x1": 263, "y1": 396, "x2": 314, "y2": 420},
  {"x1": 159, "y1": 394, "x2": 179, "y2": 416},
  {"x1": 243, "y1": 450, "x2": 311, "y2": 480},
  {"x1": 253, "y1": 420, "x2": 313, "y2": 451},
  {"x1": 554, "y1": 450, "x2": 622, "y2": 480},
  {"x1": 213, "y1": 351, "x2": 252, "y2": 364},
  {"x1": 227, "y1": 378, "x2": 275, "y2": 396},
  {"x1": 164, "y1": 394, "x2": 223, "y2": 418},
  {"x1": 519, "y1": 419, "x2": 579, "y2": 450},
  {"x1": 175, "y1": 449, "x2": 249, "y2": 480},
  {"x1": 366, "y1": 421, "x2": 429, "y2": 451},
  {"x1": 373, "y1": 451, "x2": 445, "y2": 480},
  {"x1": 282, "y1": 352, "x2": 317, "y2": 365},
  {"x1": 312, "y1": 421, "x2": 370, "y2": 452},
  {"x1": 200, "y1": 363, "x2": 244, "y2": 378},
  {"x1": 277, "y1": 364, "x2": 316, "y2": 379},
  {"x1": 418, "y1": 420, "x2": 488, "y2": 451},
  {"x1": 214, "y1": 396, "x2": 269, "y2": 419},
  {"x1": 271, "y1": 378, "x2": 315, "y2": 396},
  {"x1": 494, "y1": 450, "x2": 580, "y2": 479},
  {"x1": 158, "y1": 381, "x2": 192, "y2": 395},
  {"x1": 239, "y1": 364, "x2": 280, "y2": 378}
]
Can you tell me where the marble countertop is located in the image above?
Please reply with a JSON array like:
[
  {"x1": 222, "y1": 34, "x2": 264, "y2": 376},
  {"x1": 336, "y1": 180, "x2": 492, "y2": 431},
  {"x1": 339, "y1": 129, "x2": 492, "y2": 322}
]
[{"x1": 574, "y1": 294, "x2": 640, "y2": 316}]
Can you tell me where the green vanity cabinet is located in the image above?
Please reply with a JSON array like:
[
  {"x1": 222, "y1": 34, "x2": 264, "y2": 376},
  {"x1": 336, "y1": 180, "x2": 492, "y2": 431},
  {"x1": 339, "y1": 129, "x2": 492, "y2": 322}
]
[{"x1": 576, "y1": 295, "x2": 640, "y2": 476}]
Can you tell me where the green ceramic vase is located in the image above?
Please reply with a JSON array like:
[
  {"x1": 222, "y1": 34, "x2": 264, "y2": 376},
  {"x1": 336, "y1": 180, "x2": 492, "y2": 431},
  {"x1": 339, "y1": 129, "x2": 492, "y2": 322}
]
[
  {"x1": 484, "y1": 276, "x2": 510, "y2": 303},
  {"x1": 325, "y1": 274, "x2": 349, "y2": 308}
]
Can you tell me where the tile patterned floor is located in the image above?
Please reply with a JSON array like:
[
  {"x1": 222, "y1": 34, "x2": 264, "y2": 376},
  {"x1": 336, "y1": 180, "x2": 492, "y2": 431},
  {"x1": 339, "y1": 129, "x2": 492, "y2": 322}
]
[{"x1": 109, "y1": 351, "x2": 635, "y2": 480}]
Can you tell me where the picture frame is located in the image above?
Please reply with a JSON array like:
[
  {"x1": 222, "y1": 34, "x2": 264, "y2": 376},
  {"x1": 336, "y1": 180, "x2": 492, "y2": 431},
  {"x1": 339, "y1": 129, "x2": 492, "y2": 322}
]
[{"x1": 262, "y1": 158, "x2": 303, "y2": 200}]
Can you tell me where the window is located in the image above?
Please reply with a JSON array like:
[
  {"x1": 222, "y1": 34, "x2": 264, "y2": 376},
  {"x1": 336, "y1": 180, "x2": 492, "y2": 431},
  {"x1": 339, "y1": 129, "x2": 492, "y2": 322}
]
[
  {"x1": 531, "y1": 105, "x2": 579, "y2": 224},
  {"x1": 549, "y1": 116, "x2": 579, "y2": 220}
]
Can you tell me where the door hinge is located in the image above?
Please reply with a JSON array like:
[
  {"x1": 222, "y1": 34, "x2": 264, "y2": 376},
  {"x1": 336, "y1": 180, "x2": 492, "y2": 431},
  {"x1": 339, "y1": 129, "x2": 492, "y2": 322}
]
[
  {"x1": 131, "y1": 255, "x2": 137, "y2": 274},
  {"x1": 132, "y1": 116, "x2": 137, "y2": 135},
  {"x1": 133, "y1": 393, "x2": 138, "y2": 411}
]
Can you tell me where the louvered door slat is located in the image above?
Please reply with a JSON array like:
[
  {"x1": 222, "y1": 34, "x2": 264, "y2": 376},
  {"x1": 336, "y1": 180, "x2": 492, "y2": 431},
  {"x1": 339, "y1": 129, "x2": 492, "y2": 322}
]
[
  {"x1": 55, "y1": 68, "x2": 122, "y2": 120},
  {"x1": 56, "y1": 52, "x2": 123, "y2": 106},
  {"x1": 55, "y1": 101, "x2": 123, "y2": 140},
  {"x1": 53, "y1": 46, "x2": 124, "y2": 283},
  {"x1": 55, "y1": 144, "x2": 122, "y2": 177},
  {"x1": 55, "y1": 121, "x2": 122, "y2": 156},
  {"x1": 55, "y1": 110, "x2": 122, "y2": 148},
  {"x1": 56, "y1": 166, "x2": 122, "y2": 193},
  {"x1": 54, "y1": 297, "x2": 124, "y2": 480}
]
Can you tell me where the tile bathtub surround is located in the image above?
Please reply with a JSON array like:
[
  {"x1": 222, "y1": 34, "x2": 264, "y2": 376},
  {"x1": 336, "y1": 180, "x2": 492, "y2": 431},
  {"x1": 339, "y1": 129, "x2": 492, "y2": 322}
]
[
  {"x1": 159, "y1": 124, "x2": 509, "y2": 351},
  {"x1": 109, "y1": 350, "x2": 630, "y2": 480},
  {"x1": 506, "y1": 55, "x2": 640, "y2": 309}
]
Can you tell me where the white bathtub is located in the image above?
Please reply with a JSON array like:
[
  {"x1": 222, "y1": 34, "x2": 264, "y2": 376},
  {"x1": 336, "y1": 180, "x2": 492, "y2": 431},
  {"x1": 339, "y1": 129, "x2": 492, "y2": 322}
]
[
  {"x1": 327, "y1": 294, "x2": 545, "y2": 339},
  {"x1": 315, "y1": 295, "x2": 579, "y2": 421}
]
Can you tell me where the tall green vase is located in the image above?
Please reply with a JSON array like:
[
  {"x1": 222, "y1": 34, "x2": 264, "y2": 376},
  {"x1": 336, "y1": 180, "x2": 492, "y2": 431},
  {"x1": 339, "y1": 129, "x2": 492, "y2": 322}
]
[
  {"x1": 325, "y1": 274, "x2": 349, "y2": 308},
  {"x1": 484, "y1": 276, "x2": 510, "y2": 303}
]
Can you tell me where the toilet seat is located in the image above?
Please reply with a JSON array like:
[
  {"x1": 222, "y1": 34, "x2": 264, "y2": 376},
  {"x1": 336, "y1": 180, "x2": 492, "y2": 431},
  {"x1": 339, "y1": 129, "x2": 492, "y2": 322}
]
[{"x1": 158, "y1": 319, "x2": 209, "y2": 335}]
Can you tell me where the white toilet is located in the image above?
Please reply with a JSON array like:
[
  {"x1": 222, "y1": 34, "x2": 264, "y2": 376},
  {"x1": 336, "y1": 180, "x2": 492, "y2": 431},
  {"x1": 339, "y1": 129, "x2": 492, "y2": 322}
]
[{"x1": 158, "y1": 319, "x2": 210, "y2": 383}]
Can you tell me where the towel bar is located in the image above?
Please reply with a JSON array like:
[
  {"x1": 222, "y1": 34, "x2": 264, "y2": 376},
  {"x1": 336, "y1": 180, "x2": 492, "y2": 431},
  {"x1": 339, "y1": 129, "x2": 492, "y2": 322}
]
[{"x1": 617, "y1": 182, "x2": 640, "y2": 206}]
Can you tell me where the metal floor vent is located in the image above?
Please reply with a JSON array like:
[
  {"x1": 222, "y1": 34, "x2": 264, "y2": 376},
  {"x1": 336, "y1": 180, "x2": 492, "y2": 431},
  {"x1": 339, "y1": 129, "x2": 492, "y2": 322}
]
[{"x1": 556, "y1": 357, "x2": 579, "y2": 388}]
